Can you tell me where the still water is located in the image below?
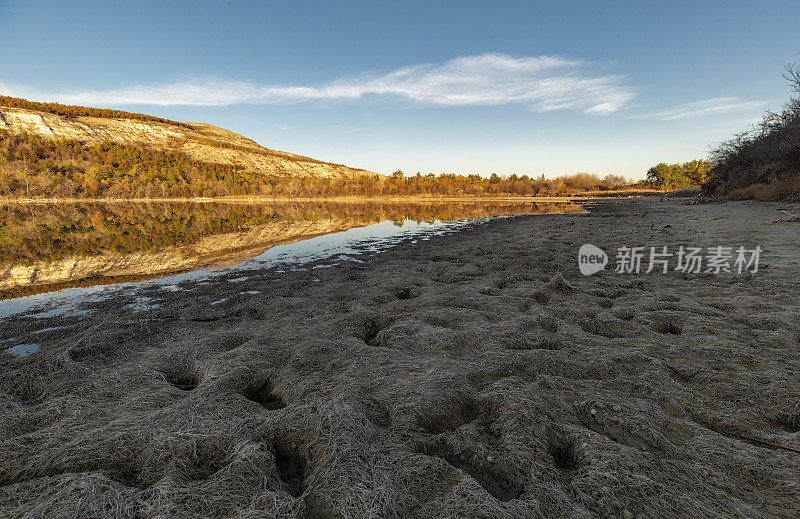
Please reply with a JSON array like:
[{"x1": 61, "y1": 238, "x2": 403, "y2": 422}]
[{"x1": 0, "y1": 200, "x2": 581, "y2": 323}]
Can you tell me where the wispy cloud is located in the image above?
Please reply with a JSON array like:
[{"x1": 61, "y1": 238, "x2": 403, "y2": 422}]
[
  {"x1": 1, "y1": 54, "x2": 636, "y2": 115},
  {"x1": 630, "y1": 97, "x2": 768, "y2": 120}
]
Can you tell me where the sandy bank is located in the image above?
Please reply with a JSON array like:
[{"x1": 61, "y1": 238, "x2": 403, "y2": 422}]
[{"x1": 1, "y1": 198, "x2": 799, "y2": 518}]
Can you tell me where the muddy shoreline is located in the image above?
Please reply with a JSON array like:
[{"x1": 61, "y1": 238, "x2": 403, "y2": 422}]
[{"x1": 1, "y1": 198, "x2": 800, "y2": 518}]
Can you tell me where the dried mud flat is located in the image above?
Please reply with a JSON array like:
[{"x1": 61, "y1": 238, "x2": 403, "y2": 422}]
[{"x1": 1, "y1": 199, "x2": 800, "y2": 518}]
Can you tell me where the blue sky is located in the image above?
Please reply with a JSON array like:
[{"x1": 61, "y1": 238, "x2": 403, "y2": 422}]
[{"x1": 1, "y1": 0, "x2": 798, "y2": 179}]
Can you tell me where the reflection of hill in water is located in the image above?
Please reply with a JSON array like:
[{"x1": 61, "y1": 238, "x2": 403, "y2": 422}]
[{"x1": 0, "y1": 201, "x2": 581, "y2": 298}]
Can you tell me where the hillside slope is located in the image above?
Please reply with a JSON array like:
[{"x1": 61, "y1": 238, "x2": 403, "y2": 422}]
[{"x1": 0, "y1": 104, "x2": 371, "y2": 179}]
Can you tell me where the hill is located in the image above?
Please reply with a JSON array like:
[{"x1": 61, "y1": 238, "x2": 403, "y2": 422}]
[
  {"x1": 0, "y1": 97, "x2": 372, "y2": 184},
  {"x1": 0, "y1": 97, "x2": 657, "y2": 199}
]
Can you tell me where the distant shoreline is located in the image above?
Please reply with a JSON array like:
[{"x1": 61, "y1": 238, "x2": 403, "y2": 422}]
[{"x1": 0, "y1": 192, "x2": 660, "y2": 204}]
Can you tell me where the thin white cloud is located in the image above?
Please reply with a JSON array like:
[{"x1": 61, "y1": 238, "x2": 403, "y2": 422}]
[
  {"x1": 630, "y1": 97, "x2": 768, "y2": 120},
  {"x1": 1, "y1": 53, "x2": 635, "y2": 115}
]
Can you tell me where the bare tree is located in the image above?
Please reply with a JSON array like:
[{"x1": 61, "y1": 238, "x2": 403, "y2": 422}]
[{"x1": 782, "y1": 60, "x2": 800, "y2": 93}]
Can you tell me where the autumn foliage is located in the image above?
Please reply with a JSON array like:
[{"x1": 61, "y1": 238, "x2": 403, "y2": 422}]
[
  {"x1": 0, "y1": 95, "x2": 192, "y2": 128},
  {"x1": 0, "y1": 130, "x2": 650, "y2": 198}
]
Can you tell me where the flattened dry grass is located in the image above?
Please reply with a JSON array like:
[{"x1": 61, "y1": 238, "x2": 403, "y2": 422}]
[{"x1": 1, "y1": 200, "x2": 800, "y2": 518}]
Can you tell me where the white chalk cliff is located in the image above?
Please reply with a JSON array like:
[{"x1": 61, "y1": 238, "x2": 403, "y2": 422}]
[{"x1": 0, "y1": 106, "x2": 373, "y2": 179}]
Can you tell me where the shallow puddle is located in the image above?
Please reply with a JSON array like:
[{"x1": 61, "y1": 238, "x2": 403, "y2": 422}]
[{"x1": 3, "y1": 343, "x2": 40, "y2": 357}]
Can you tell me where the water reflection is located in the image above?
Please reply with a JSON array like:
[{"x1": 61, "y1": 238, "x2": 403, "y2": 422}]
[{"x1": 0, "y1": 200, "x2": 580, "y2": 299}]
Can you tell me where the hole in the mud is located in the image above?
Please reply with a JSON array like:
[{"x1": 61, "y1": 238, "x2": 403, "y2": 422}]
[
  {"x1": 185, "y1": 458, "x2": 223, "y2": 481},
  {"x1": 221, "y1": 334, "x2": 251, "y2": 351},
  {"x1": 164, "y1": 369, "x2": 201, "y2": 391},
  {"x1": 240, "y1": 377, "x2": 286, "y2": 410},
  {"x1": 364, "y1": 399, "x2": 391, "y2": 428},
  {"x1": 4, "y1": 381, "x2": 44, "y2": 405},
  {"x1": 655, "y1": 321, "x2": 683, "y2": 335},
  {"x1": 303, "y1": 492, "x2": 338, "y2": 519},
  {"x1": 773, "y1": 412, "x2": 800, "y2": 433},
  {"x1": 547, "y1": 274, "x2": 572, "y2": 292},
  {"x1": 496, "y1": 279, "x2": 509, "y2": 289},
  {"x1": 274, "y1": 441, "x2": 307, "y2": 498},
  {"x1": 356, "y1": 316, "x2": 391, "y2": 345},
  {"x1": 419, "y1": 397, "x2": 481, "y2": 434},
  {"x1": 537, "y1": 337, "x2": 562, "y2": 350},
  {"x1": 580, "y1": 319, "x2": 622, "y2": 339},
  {"x1": 106, "y1": 465, "x2": 149, "y2": 488},
  {"x1": 363, "y1": 320, "x2": 380, "y2": 343},
  {"x1": 598, "y1": 299, "x2": 614, "y2": 309},
  {"x1": 537, "y1": 316, "x2": 558, "y2": 333},
  {"x1": 509, "y1": 335, "x2": 561, "y2": 350},
  {"x1": 394, "y1": 287, "x2": 413, "y2": 300},
  {"x1": 666, "y1": 366, "x2": 694, "y2": 384},
  {"x1": 548, "y1": 438, "x2": 579, "y2": 470},
  {"x1": 614, "y1": 308, "x2": 635, "y2": 321},
  {"x1": 422, "y1": 441, "x2": 523, "y2": 502},
  {"x1": 359, "y1": 315, "x2": 391, "y2": 345},
  {"x1": 181, "y1": 442, "x2": 230, "y2": 481},
  {"x1": 533, "y1": 290, "x2": 549, "y2": 304},
  {"x1": 240, "y1": 305, "x2": 267, "y2": 320}
]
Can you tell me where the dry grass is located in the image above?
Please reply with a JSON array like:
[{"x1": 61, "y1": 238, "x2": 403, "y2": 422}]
[
  {"x1": 665, "y1": 186, "x2": 702, "y2": 198},
  {"x1": 1, "y1": 200, "x2": 800, "y2": 518},
  {"x1": 725, "y1": 177, "x2": 800, "y2": 201}
]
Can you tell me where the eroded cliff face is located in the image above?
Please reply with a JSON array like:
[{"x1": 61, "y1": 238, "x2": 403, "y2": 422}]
[
  {"x1": 0, "y1": 217, "x2": 365, "y2": 293},
  {"x1": 0, "y1": 107, "x2": 372, "y2": 179}
]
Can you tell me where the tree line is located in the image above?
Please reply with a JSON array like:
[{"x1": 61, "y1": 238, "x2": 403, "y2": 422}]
[
  {"x1": 644, "y1": 160, "x2": 710, "y2": 190},
  {"x1": 0, "y1": 130, "x2": 648, "y2": 198},
  {"x1": 0, "y1": 95, "x2": 192, "y2": 128}
]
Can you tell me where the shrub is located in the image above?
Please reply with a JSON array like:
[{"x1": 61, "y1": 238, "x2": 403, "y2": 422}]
[{"x1": 705, "y1": 62, "x2": 800, "y2": 199}]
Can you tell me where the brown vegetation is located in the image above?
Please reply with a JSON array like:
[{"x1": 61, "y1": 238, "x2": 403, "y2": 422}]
[
  {"x1": 0, "y1": 95, "x2": 192, "y2": 128},
  {"x1": 665, "y1": 186, "x2": 703, "y2": 197},
  {"x1": 0, "y1": 130, "x2": 652, "y2": 198},
  {"x1": 725, "y1": 178, "x2": 800, "y2": 201},
  {"x1": 0, "y1": 131, "x2": 248, "y2": 198}
]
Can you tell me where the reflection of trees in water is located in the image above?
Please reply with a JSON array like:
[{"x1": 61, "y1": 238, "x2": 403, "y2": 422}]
[{"x1": 0, "y1": 201, "x2": 580, "y2": 264}]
